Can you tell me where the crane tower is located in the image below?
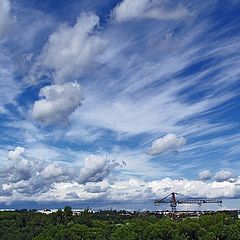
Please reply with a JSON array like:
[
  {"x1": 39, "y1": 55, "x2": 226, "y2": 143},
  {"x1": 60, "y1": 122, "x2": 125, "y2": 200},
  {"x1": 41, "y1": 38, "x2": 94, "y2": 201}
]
[{"x1": 154, "y1": 192, "x2": 222, "y2": 212}]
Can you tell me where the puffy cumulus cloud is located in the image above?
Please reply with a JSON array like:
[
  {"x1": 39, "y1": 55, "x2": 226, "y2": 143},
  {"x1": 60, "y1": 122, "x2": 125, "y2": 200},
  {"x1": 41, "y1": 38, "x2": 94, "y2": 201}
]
[
  {"x1": 1, "y1": 149, "x2": 75, "y2": 194},
  {"x1": 108, "y1": 178, "x2": 155, "y2": 201},
  {"x1": 7, "y1": 146, "x2": 25, "y2": 160},
  {"x1": 0, "y1": 0, "x2": 12, "y2": 39},
  {"x1": 107, "y1": 177, "x2": 240, "y2": 202},
  {"x1": 112, "y1": 0, "x2": 190, "y2": 22},
  {"x1": 198, "y1": 170, "x2": 212, "y2": 181},
  {"x1": 0, "y1": 148, "x2": 121, "y2": 196},
  {"x1": 39, "y1": 162, "x2": 69, "y2": 179},
  {"x1": 1, "y1": 150, "x2": 240, "y2": 203},
  {"x1": 148, "y1": 133, "x2": 186, "y2": 155},
  {"x1": 30, "y1": 12, "x2": 105, "y2": 124},
  {"x1": 5, "y1": 159, "x2": 32, "y2": 184},
  {"x1": 149, "y1": 178, "x2": 240, "y2": 199},
  {"x1": 78, "y1": 155, "x2": 120, "y2": 184},
  {"x1": 214, "y1": 170, "x2": 233, "y2": 182},
  {"x1": 35, "y1": 12, "x2": 107, "y2": 83},
  {"x1": 32, "y1": 82, "x2": 84, "y2": 124},
  {"x1": 18, "y1": 176, "x2": 240, "y2": 204}
]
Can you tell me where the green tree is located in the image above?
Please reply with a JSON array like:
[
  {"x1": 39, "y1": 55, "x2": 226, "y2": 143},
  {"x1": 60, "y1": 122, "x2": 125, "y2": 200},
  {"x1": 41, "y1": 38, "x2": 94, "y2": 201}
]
[
  {"x1": 64, "y1": 206, "x2": 73, "y2": 217},
  {"x1": 110, "y1": 225, "x2": 137, "y2": 240}
]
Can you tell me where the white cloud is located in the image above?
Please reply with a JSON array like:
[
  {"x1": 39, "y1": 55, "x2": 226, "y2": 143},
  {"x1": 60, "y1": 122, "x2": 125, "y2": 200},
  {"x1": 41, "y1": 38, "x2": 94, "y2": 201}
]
[
  {"x1": 34, "y1": 12, "x2": 107, "y2": 83},
  {"x1": 108, "y1": 177, "x2": 240, "y2": 202},
  {"x1": 1, "y1": 1, "x2": 240, "y2": 206},
  {"x1": 112, "y1": 0, "x2": 190, "y2": 22},
  {"x1": 214, "y1": 170, "x2": 233, "y2": 182},
  {"x1": 84, "y1": 180, "x2": 110, "y2": 193},
  {"x1": 7, "y1": 147, "x2": 25, "y2": 160},
  {"x1": 54, "y1": 6, "x2": 239, "y2": 150},
  {"x1": 32, "y1": 82, "x2": 84, "y2": 123},
  {"x1": 1, "y1": 148, "x2": 121, "y2": 195},
  {"x1": 40, "y1": 162, "x2": 66, "y2": 179},
  {"x1": 0, "y1": 1, "x2": 21, "y2": 113},
  {"x1": 198, "y1": 170, "x2": 212, "y2": 181},
  {"x1": 0, "y1": 0, "x2": 12, "y2": 39},
  {"x1": 29, "y1": 12, "x2": 107, "y2": 125},
  {"x1": 1, "y1": 146, "x2": 240, "y2": 203},
  {"x1": 10, "y1": 176, "x2": 240, "y2": 204},
  {"x1": 0, "y1": 52, "x2": 22, "y2": 113},
  {"x1": 78, "y1": 154, "x2": 120, "y2": 184},
  {"x1": 148, "y1": 133, "x2": 186, "y2": 155}
]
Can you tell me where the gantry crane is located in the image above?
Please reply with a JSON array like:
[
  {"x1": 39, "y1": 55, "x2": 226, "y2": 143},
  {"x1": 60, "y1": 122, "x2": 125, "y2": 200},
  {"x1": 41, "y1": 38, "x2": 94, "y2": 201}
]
[{"x1": 154, "y1": 192, "x2": 222, "y2": 212}]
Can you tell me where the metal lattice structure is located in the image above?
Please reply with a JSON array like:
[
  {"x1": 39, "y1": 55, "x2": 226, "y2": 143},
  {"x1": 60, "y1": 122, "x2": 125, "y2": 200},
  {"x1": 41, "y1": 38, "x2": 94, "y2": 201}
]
[{"x1": 154, "y1": 192, "x2": 222, "y2": 212}]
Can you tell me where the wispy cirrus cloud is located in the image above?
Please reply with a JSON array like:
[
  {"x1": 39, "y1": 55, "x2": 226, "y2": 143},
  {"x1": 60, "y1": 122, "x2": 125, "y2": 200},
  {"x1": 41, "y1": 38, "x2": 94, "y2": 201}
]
[
  {"x1": 0, "y1": 0, "x2": 22, "y2": 115},
  {"x1": 68, "y1": 18, "x2": 240, "y2": 142},
  {"x1": 0, "y1": 0, "x2": 13, "y2": 39},
  {"x1": 0, "y1": 52, "x2": 22, "y2": 114}
]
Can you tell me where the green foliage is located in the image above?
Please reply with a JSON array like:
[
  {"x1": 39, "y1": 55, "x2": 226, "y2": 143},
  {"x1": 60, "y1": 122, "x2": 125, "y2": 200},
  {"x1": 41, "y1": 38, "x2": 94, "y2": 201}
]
[
  {"x1": 0, "y1": 210, "x2": 239, "y2": 240},
  {"x1": 64, "y1": 206, "x2": 73, "y2": 217},
  {"x1": 110, "y1": 225, "x2": 138, "y2": 240}
]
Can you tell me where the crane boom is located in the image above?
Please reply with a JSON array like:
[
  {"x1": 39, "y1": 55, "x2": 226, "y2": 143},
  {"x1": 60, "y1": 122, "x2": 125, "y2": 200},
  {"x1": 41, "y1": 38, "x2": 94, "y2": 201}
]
[
  {"x1": 154, "y1": 192, "x2": 222, "y2": 212},
  {"x1": 178, "y1": 198, "x2": 222, "y2": 205}
]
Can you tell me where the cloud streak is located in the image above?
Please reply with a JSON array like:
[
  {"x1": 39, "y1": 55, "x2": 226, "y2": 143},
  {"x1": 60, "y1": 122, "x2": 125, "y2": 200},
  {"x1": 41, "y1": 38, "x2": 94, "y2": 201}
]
[{"x1": 0, "y1": 0, "x2": 12, "y2": 39}]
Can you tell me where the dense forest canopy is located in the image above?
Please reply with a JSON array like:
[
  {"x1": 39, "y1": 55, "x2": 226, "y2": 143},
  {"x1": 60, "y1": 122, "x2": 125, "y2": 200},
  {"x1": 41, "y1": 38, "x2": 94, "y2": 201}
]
[{"x1": 0, "y1": 207, "x2": 239, "y2": 240}]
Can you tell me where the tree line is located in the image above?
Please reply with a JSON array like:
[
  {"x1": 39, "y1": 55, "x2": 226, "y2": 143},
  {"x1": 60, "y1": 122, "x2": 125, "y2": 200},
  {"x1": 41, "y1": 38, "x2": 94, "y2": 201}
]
[{"x1": 0, "y1": 207, "x2": 239, "y2": 240}]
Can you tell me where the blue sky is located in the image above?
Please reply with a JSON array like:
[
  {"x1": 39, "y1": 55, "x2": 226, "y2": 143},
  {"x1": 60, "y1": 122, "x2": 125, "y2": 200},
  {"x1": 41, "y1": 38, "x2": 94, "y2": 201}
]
[{"x1": 0, "y1": 0, "x2": 240, "y2": 210}]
